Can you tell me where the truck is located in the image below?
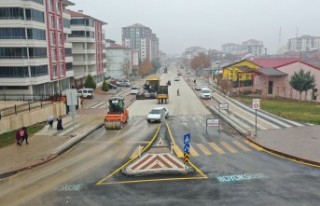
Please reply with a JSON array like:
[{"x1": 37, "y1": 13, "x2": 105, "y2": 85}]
[
  {"x1": 142, "y1": 76, "x2": 160, "y2": 99},
  {"x1": 157, "y1": 85, "x2": 169, "y2": 104}
]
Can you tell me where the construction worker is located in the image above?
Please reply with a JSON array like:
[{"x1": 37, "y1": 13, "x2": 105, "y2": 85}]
[{"x1": 177, "y1": 89, "x2": 180, "y2": 96}]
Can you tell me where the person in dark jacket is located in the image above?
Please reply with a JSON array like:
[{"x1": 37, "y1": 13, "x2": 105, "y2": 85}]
[
  {"x1": 20, "y1": 127, "x2": 29, "y2": 145},
  {"x1": 57, "y1": 115, "x2": 63, "y2": 130},
  {"x1": 15, "y1": 128, "x2": 22, "y2": 146}
]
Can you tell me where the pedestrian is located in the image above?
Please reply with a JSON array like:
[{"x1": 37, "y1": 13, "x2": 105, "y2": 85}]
[
  {"x1": 48, "y1": 114, "x2": 54, "y2": 130},
  {"x1": 194, "y1": 79, "x2": 196, "y2": 85},
  {"x1": 177, "y1": 89, "x2": 180, "y2": 96},
  {"x1": 15, "y1": 128, "x2": 22, "y2": 146},
  {"x1": 20, "y1": 127, "x2": 29, "y2": 145},
  {"x1": 57, "y1": 115, "x2": 63, "y2": 130}
]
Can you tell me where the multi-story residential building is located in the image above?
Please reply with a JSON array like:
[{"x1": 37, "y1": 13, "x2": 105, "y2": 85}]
[
  {"x1": 242, "y1": 39, "x2": 264, "y2": 56},
  {"x1": 68, "y1": 10, "x2": 106, "y2": 89},
  {"x1": 105, "y1": 43, "x2": 133, "y2": 79},
  {"x1": 0, "y1": 0, "x2": 74, "y2": 97},
  {"x1": 288, "y1": 35, "x2": 320, "y2": 52},
  {"x1": 221, "y1": 43, "x2": 242, "y2": 55},
  {"x1": 122, "y1": 23, "x2": 159, "y2": 63}
]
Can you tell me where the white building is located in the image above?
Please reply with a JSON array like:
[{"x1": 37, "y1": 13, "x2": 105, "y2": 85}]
[
  {"x1": 288, "y1": 35, "x2": 320, "y2": 52},
  {"x1": 105, "y1": 43, "x2": 133, "y2": 79},
  {"x1": 242, "y1": 39, "x2": 265, "y2": 56},
  {"x1": 68, "y1": 9, "x2": 106, "y2": 89},
  {"x1": 0, "y1": 0, "x2": 74, "y2": 97}
]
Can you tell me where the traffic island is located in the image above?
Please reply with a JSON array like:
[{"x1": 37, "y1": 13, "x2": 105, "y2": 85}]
[{"x1": 122, "y1": 123, "x2": 194, "y2": 176}]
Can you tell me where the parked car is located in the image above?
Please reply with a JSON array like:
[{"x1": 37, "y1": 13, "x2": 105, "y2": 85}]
[
  {"x1": 116, "y1": 79, "x2": 130, "y2": 87},
  {"x1": 200, "y1": 87, "x2": 212, "y2": 99},
  {"x1": 146, "y1": 107, "x2": 169, "y2": 123},
  {"x1": 130, "y1": 86, "x2": 140, "y2": 95},
  {"x1": 107, "y1": 83, "x2": 117, "y2": 89},
  {"x1": 174, "y1": 76, "x2": 180, "y2": 81},
  {"x1": 77, "y1": 88, "x2": 94, "y2": 99},
  {"x1": 195, "y1": 85, "x2": 201, "y2": 91}
]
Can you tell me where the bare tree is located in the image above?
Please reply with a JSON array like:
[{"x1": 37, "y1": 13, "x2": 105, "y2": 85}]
[
  {"x1": 139, "y1": 59, "x2": 152, "y2": 77},
  {"x1": 121, "y1": 58, "x2": 130, "y2": 79}
]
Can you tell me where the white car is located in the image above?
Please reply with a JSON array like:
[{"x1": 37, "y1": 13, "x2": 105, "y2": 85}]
[
  {"x1": 174, "y1": 76, "x2": 180, "y2": 81},
  {"x1": 77, "y1": 88, "x2": 94, "y2": 98},
  {"x1": 146, "y1": 107, "x2": 169, "y2": 123},
  {"x1": 200, "y1": 87, "x2": 212, "y2": 99},
  {"x1": 130, "y1": 86, "x2": 140, "y2": 95}
]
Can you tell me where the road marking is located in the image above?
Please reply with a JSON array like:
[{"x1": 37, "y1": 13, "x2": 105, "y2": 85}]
[
  {"x1": 190, "y1": 146, "x2": 199, "y2": 156},
  {"x1": 130, "y1": 146, "x2": 144, "y2": 159},
  {"x1": 232, "y1": 140, "x2": 251, "y2": 152},
  {"x1": 173, "y1": 145, "x2": 184, "y2": 158},
  {"x1": 216, "y1": 173, "x2": 267, "y2": 183},
  {"x1": 220, "y1": 141, "x2": 237, "y2": 153},
  {"x1": 118, "y1": 146, "x2": 131, "y2": 159},
  {"x1": 243, "y1": 140, "x2": 263, "y2": 151},
  {"x1": 208, "y1": 142, "x2": 225, "y2": 154},
  {"x1": 196, "y1": 143, "x2": 211, "y2": 156}
]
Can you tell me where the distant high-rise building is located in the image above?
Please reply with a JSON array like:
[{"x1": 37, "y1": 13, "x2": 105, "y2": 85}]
[
  {"x1": 288, "y1": 35, "x2": 320, "y2": 52},
  {"x1": 242, "y1": 39, "x2": 264, "y2": 56},
  {"x1": 221, "y1": 43, "x2": 242, "y2": 55},
  {"x1": 0, "y1": 0, "x2": 74, "y2": 96},
  {"x1": 68, "y1": 9, "x2": 106, "y2": 88},
  {"x1": 122, "y1": 23, "x2": 159, "y2": 62}
]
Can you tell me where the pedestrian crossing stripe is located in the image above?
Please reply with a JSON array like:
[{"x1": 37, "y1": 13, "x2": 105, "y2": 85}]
[
  {"x1": 220, "y1": 141, "x2": 237, "y2": 153},
  {"x1": 232, "y1": 140, "x2": 251, "y2": 152},
  {"x1": 196, "y1": 144, "x2": 211, "y2": 156},
  {"x1": 208, "y1": 142, "x2": 226, "y2": 154},
  {"x1": 190, "y1": 146, "x2": 199, "y2": 156},
  {"x1": 115, "y1": 140, "x2": 263, "y2": 160}
]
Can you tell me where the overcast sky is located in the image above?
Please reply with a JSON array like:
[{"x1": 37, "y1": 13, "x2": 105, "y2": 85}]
[{"x1": 70, "y1": 0, "x2": 320, "y2": 55}]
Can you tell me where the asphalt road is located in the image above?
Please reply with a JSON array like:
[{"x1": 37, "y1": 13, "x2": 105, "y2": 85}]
[{"x1": 1, "y1": 66, "x2": 320, "y2": 205}]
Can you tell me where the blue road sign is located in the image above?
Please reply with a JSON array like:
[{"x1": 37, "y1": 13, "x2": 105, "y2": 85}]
[
  {"x1": 184, "y1": 133, "x2": 191, "y2": 144},
  {"x1": 184, "y1": 143, "x2": 190, "y2": 153}
]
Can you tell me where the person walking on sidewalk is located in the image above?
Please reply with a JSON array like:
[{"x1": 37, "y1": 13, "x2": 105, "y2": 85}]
[
  {"x1": 19, "y1": 127, "x2": 29, "y2": 145},
  {"x1": 177, "y1": 89, "x2": 180, "y2": 96},
  {"x1": 48, "y1": 114, "x2": 54, "y2": 130},
  {"x1": 15, "y1": 128, "x2": 22, "y2": 146},
  {"x1": 57, "y1": 115, "x2": 63, "y2": 130}
]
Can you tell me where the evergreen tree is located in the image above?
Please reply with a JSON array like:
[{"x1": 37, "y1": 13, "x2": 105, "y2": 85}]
[
  {"x1": 101, "y1": 80, "x2": 109, "y2": 91},
  {"x1": 289, "y1": 69, "x2": 315, "y2": 100},
  {"x1": 84, "y1": 74, "x2": 96, "y2": 89}
]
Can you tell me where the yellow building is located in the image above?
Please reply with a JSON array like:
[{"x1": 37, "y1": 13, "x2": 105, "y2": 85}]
[{"x1": 222, "y1": 59, "x2": 260, "y2": 82}]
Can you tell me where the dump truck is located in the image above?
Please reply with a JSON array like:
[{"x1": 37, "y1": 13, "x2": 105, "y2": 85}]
[
  {"x1": 142, "y1": 76, "x2": 160, "y2": 99},
  {"x1": 104, "y1": 96, "x2": 129, "y2": 129},
  {"x1": 157, "y1": 85, "x2": 169, "y2": 104}
]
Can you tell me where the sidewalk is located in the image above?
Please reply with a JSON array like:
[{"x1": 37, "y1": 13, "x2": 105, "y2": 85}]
[{"x1": 0, "y1": 114, "x2": 103, "y2": 178}]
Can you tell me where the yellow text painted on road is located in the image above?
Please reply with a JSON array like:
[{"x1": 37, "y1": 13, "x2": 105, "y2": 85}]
[
  {"x1": 220, "y1": 141, "x2": 237, "y2": 153},
  {"x1": 130, "y1": 146, "x2": 145, "y2": 159},
  {"x1": 209, "y1": 142, "x2": 225, "y2": 154},
  {"x1": 196, "y1": 144, "x2": 211, "y2": 156},
  {"x1": 232, "y1": 140, "x2": 251, "y2": 152}
]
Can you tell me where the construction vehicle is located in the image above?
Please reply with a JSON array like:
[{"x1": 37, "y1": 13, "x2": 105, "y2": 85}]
[
  {"x1": 104, "y1": 96, "x2": 129, "y2": 129},
  {"x1": 141, "y1": 76, "x2": 160, "y2": 99},
  {"x1": 157, "y1": 85, "x2": 169, "y2": 104}
]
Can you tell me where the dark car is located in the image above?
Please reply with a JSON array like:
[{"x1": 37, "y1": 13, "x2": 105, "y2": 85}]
[
  {"x1": 107, "y1": 83, "x2": 117, "y2": 89},
  {"x1": 167, "y1": 80, "x2": 171, "y2": 86}
]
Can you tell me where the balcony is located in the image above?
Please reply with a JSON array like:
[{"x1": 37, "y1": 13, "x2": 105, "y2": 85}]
[{"x1": 72, "y1": 60, "x2": 96, "y2": 66}]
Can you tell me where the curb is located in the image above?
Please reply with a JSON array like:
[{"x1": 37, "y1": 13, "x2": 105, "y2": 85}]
[{"x1": 245, "y1": 136, "x2": 320, "y2": 167}]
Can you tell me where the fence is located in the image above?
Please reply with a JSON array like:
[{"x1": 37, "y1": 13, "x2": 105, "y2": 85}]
[{"x1": 0, "y1": 100, "x2": 53, "y2": 119}]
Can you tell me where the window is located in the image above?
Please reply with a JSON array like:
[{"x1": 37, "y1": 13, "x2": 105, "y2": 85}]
[
  {"x1": 0, "y1": 8, "x2": 24, "y2": 20},
  {"x1": 25, "y1": 9, "x2": 45, "y2": 22},
  {"x1": 27, "y1": 28, "x2": 46, "y2": 40},
  {"x1": 49, "y1": 15, "x2": 55, "y2": 28},
  {"x1": 30, "y1": 65, "x2": 48, "y2": 77},
  {"x1": 63, "y1": 18, "x2": 70, "y2": 28},
  {"x1": 0, "y1": 66, "x2": 28, "y2": 78},
  {"x1": 65, "y1": 62, "x2": 73, "y2": 71},
  {"x1": 28, "y1": 47, "x2": 47, "y2": 58},
  {"x1": 52, "y1": 64, "x2": 57, "y2": 77},
  {"x1": 31, "y1": 0, "x2": 44, "y2": 5},
  {"x1": 0, "y1": 47, "x2": 28, "y2": 59},
  {"x1": 50, "y1": 31, "x2": 56, "y2": 44},
  {"x1": 51, "y1": 48, "x2": 56, "y2": 61},
  {"x1": 0, "y1": 28, "x2": 25, "y2": 39}
]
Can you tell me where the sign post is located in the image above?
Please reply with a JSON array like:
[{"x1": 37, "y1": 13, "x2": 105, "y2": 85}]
[
  {"x1": 183, "y1": 133, "x2": 191, "y2": 166},
  {"x1": 66, "y1": 89, "x2": 78, "y2": 136},
  {"x1": 206, "y1": 117, "x2": 220, "y2": 133},
  {"x1": 252, "y1": 99, "x2": 260, "y2": 137}
]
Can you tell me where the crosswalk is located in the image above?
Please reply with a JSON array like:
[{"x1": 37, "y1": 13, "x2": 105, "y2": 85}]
[
  {"x1": 111, "y1": 139, "x2": 262, "y2": 160},
  {"x1": 83, "y1": 101, "x2": 107, "y2": 109}
]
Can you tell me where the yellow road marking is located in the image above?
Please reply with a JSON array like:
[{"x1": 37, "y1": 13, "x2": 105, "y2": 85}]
[
  {"x1": 208, "y1": 142, "x2": 225, "y2": 154},
  {"x1": 190, "y1": 146, "x2": 200, "y2": 156},
  {"x1": 103, "y1": 176, "x2": 207, "y2": 185},
  {"x1": 196, "y1": 144, "x2": 211, "y2": 156},
  {"x1": 130, "y1": 146, "x2": 144, "y2": 159},
  {"x1": 174, "y1": 145, "x2": 184, "y2": 158},
  {"x1": 118, "y1": 146, "x2": 131, "y2": 159},
  {"x1": 232, "y1": 140, "x2": 251, "y2": 152},
  {"x1": 220, "y1": 141, "x2": 237, "y2": 153},
  {"x1": 243, "y1": 140, "x2": 264, "y2": 151}
]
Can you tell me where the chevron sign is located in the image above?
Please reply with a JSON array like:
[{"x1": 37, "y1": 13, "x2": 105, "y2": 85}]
[{"x1": 184, "y1": 152, "x2": 190, "y2": 163}]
